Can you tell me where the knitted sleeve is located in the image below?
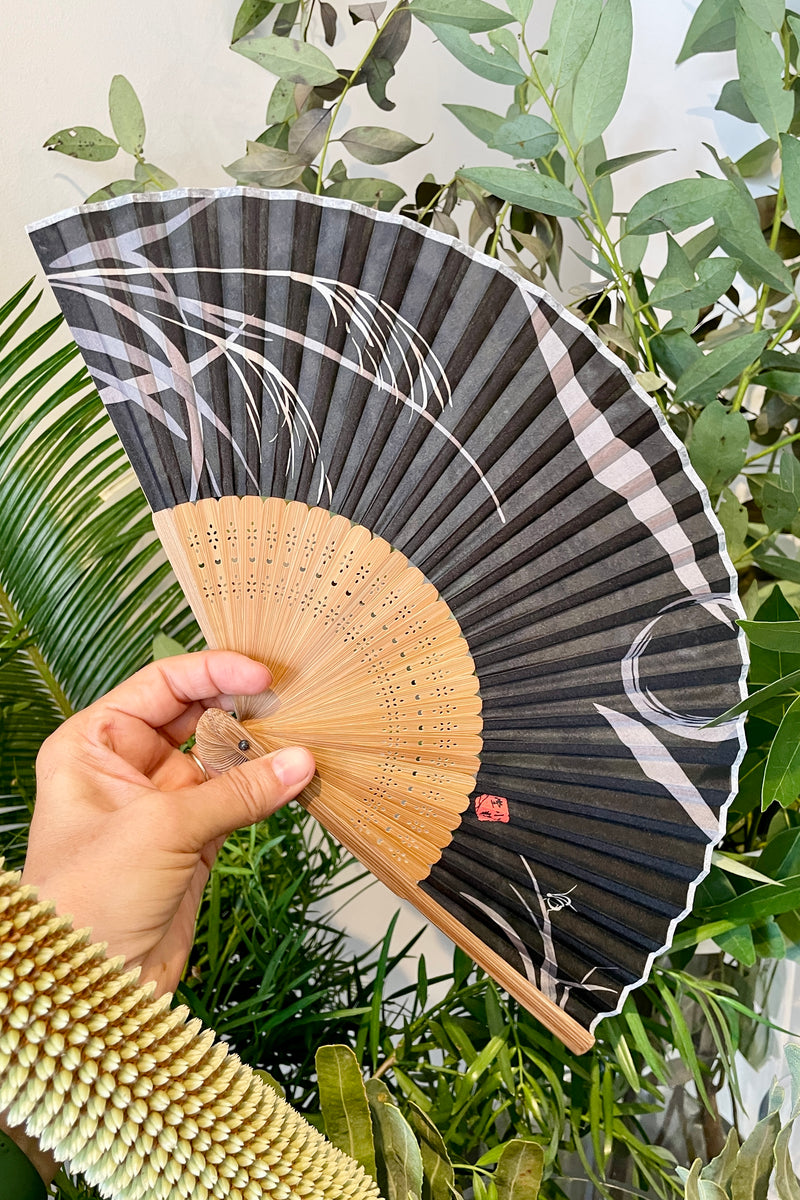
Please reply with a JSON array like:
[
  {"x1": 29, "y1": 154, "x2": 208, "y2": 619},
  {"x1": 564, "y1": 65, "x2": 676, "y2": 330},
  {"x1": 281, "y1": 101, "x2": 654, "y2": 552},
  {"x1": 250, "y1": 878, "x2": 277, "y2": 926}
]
[{"x1": 0, "y1": 865, "x2": 381, "y2": 1200}]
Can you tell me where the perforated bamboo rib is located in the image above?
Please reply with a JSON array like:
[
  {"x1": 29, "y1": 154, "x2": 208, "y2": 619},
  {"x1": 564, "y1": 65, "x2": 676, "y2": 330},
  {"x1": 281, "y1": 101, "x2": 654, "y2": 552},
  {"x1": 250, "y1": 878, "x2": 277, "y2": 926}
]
[
  {"x1": 155, "y1": 497, "x2": 483, "y2": 884},
  {"x1": 0, "y1": 865, "x2": 380, "y2": 1200},
  {"x1": 155, "y1": 497, "x2": 596, "y2": 1054}
]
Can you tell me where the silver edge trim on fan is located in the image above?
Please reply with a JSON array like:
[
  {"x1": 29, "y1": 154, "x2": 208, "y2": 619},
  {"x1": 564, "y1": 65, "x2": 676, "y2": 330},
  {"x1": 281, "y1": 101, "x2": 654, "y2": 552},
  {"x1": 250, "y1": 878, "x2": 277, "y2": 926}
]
[{"x1": 27, "y1": 187, "x2": 750, "y2": 1033}]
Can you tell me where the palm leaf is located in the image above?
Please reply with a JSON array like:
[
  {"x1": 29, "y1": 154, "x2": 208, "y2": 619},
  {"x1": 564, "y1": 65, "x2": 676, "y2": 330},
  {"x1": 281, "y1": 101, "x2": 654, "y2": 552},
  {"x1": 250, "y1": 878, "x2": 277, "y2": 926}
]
[{"x1": 0, "y1": 281, "x2": 198, "y2": 795}]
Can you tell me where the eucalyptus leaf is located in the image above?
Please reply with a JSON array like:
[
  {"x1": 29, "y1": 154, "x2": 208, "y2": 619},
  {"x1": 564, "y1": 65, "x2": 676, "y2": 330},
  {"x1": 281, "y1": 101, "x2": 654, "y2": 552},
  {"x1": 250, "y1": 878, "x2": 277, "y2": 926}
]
[
  {"x1": 427, "y1": 22, "x2": 527, "y2": 84},
  {"x1": 717, "y1": 487, "x2": 749, "y2": 560},
  {"x1": 619, "y1": 231, "x2": 647, "y2": 271},
  {"x1": 325, "y1": 176, "x2": 405, "y2": 210},
  {"x1": 506, "y1": 0, "x2": 533, "y2": 23},
  {"x1": 594, "y1": 147, "x2": 674, "y2": 178},
  {"x1": 43, "y1": 126, "x2": 118, "y2": 162},
  {"x1": 429, "y1": 210, "x2": 459, "y2": 236},
  {"x1": 266, "y1": 78, "x2": 296, "y2": 123},
  {"x1": 571, "y1": 0, "x2": 632, "y2": 145},
  {"x1": 340, "y1": 125, "x2": 426, "y2": 163},
  {"x1": 780, "y1": 133, "x2": 800, "y2": 232},
  {"x1": 716, "y1": 78, "x2": 757, "y2": 123},
  {"x1": 735, "y1": 9, "x2": 794, "y2": 140},
  {"x1": 350, "y1": 2, "x2": 387, "y2": 20},
  {"x1": 407, "y1": 0, "x2": 511, "y2": 33},
  {"x1": 737, "y1": 137, "x2": 778, "y2": 176},
  {"x1": 494, "y1": 1140, "x2": 544, "y2": 1200},
  {"x1": 444, "y1": 104, "x2": 504, "y2": 145},
  {"x1": 688, "y1": 401, "x2": 751, "y2": 491},
  {"x1": 576, "y1": 135, "x2": 611, "y2": 224},
  {"x1": 366, "y1": 1079, "x2": 423, "y2": 1200},
  {"x1": 546, "y1": 0, "x2": 602, "y2": 89},
  {"x1": 362, "y1": 57, "x2": 397, "y2": 110},
  {"x1": 627, "y1": 177, "x2": 733, "y2": 235},
  {"x1": 650, "y1": 255, "x2": 739, "y2": 310},
  {"x1": 320, "y1": 1, "x2": 337, "y2": 44},
  {"x1": 761, "y1": 454, "x2": 800, "y2": 530},
  {"x1": 225, "y1": 140, "x2": 307, "y2": 186},
  {"x1": 651, "y1": 328, "x2": 703, "y2": 381},
  {"x1": 232, "y1": 0, "x2": 276, "y2": 41},
  {"x1": 489, "y1": 114, "x2": 558, "y2": 159},
  {"x1": 274, "y1": 1, "x2": 300, "y2": 35},
  {"x1": 371, "y1": 4, "x2": 412, "y2": 65},
  {"x1": 287, "y1": 108, "x2": 332, "y2": 161},
  {"x1": 315, "y1": 1045, "x2": 377, "y2": 1178},
  {"x1": 84, "y1": 179, "x2": 141, "y2": 203},
  {"x1": 716, "y1": 210, "x2": 793, "y2": 292},
  {"x1": 677, "y1": 0, "x2": 738, "y2": 63},
  {"x1": 108, "y1": 75, "x2": 145, "y2": 156},
  {"x1": 754, "y1": 549, "x2": 800, "y2": 583},
  {"x1": 132, "y1": 161, "x2": 178, "y2": 190},
  {"x1": 676, "y1": 331, "x2": 769, "y2": 407},
  {"x1": 458, "y1": 167, "x2": 584, "y2": 216},
  {"x1": 234, "y1": 35, "x2": 340, "y2": 85},
  {"x1": 740, "y1": 0, "x2": 786, "y2": 31}
]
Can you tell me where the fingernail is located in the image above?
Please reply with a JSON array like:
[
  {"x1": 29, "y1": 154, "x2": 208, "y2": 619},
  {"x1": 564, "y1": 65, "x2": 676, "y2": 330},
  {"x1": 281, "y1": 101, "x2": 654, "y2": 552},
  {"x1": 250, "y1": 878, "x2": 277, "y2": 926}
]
[{"x1": 271, "y1": 746, "x2": 314, "y2": 787}]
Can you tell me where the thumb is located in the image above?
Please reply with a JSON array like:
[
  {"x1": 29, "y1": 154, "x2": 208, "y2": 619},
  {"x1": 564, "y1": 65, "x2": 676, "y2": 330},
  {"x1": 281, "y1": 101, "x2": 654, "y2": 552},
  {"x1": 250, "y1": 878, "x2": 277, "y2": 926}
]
[{"x1": 174, "y1": 746, "x2": 315, "y2": 848}]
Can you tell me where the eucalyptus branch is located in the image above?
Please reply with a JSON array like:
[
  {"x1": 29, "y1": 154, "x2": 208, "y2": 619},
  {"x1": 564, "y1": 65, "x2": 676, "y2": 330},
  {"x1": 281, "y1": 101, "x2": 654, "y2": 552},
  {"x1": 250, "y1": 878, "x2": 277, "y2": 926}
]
[
  {"x1": 315, "y1": 6, "x2": 400, "y2": 192},
  {"x1": 745, "y1": 429, "x2": 800, "y2": 463},
  {"x1": 521, "y1": 46, "x2": 660, "y2": 376},
  {"x1": 488, "y1": 200, "x2": 511, "y2": 257},
  {"x1": 731, "y1": 178, "x2": 789, "y2": 413},
  {"x1": 416, "y1": 176, "x2": 455, "y2": 222}
]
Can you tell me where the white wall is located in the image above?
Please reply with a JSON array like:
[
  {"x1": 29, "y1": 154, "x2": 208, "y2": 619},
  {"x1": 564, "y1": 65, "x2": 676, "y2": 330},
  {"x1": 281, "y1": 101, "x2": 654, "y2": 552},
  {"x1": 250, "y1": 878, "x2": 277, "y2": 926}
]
[
  {"x1": 2, "y1": 1, "x2": 752, "y2": 301},
  {"x1": 2, "y1": 0, "x2": 797, "y2": 1117}
]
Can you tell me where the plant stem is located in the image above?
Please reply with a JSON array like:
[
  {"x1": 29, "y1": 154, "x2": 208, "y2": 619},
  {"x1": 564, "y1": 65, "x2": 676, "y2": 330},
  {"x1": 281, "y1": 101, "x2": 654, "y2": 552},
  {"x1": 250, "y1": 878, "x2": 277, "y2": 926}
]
[
  {"x1": 732, "y1": 532, "x2": 774, "y2": 565},
  {"x1": 315, "y1": 7, "x2": 398, "y2": 192},
  {"x1": 522, "y1": 38, "x2": 660, "y2": 375},
  {"x1": 745, "y1": 430, "x2": 800, "y2": 463},
  {"x1": 731, "y1": 178, "x2": 788, "y2": 412},
  {"x1": 372, "y1": 1052, "x2": 397, "y2": 1079},
  {"x1": 488, "y1": 200, "x2": 511, "y2": 257},
  {"x1": 416, "y1": 176, "x2": 455, "y2": 222}
]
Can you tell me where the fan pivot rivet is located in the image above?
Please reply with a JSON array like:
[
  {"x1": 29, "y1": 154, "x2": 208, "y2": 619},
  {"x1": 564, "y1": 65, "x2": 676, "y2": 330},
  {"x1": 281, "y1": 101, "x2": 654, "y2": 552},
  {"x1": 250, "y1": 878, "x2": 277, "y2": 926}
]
[{"x1": 238, "y1": 739, "x2": 250, "y2": 752}]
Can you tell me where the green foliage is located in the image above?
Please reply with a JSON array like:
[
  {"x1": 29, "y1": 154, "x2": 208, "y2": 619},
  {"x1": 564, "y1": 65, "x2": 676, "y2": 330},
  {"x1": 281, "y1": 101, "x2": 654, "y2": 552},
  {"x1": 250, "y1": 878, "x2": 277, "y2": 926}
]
[
  {"x1": 677, "y1": 1044, "x2": 800, "y2": 1199},
  {"x1": 28, "y1": 0, "x2": 800, "y2": 1195}
]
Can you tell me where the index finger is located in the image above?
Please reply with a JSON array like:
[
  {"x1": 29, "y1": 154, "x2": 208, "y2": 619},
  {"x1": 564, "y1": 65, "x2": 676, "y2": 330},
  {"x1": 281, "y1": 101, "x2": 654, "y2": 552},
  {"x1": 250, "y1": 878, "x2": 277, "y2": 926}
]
[{"x1": 95, "y1": 651, "x2": 272, "y2": 730}]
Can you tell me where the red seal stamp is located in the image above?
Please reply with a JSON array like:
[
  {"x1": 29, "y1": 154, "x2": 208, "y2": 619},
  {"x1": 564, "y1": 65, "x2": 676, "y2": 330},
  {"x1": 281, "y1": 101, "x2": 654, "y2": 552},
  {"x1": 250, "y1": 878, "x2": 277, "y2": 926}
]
[{"x1": 475, "y1": 794, "x2": 509, "y2": 823}]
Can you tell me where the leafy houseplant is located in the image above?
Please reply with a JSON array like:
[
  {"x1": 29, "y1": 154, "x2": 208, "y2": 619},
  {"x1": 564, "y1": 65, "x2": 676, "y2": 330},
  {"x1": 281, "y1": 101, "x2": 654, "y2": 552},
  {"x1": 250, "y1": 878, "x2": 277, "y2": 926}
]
[{"x1": 4, "y1": 0, "x2": 800, "y2": 1194}]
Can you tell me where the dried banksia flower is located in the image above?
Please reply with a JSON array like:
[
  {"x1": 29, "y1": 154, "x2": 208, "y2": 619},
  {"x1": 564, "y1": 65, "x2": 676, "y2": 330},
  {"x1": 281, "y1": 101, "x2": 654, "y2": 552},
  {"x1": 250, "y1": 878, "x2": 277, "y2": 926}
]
[{"x1": 0, "y1": 866, "x2": 381, "y2": 1200}]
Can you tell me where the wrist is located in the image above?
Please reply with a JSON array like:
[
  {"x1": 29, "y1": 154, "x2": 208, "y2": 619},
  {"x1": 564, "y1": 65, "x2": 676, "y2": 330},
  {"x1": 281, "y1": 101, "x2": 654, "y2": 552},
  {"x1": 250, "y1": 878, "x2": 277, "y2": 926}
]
[{"x1": 0, "y1": 1117, "x2": 53, "y2": 1195}]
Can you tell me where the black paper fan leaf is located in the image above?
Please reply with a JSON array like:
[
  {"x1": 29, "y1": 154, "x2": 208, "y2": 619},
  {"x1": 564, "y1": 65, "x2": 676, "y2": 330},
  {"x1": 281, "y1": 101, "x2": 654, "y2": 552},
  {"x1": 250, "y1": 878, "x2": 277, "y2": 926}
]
[{"x1": 28, "y1": 188, "x2": 747, "y2": 1053}]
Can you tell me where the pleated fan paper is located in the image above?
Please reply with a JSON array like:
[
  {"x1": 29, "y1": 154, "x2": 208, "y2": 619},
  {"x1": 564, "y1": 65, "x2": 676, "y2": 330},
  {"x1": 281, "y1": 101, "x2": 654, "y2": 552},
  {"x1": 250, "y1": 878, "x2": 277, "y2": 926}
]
[{"x1": 28, "y1": 188, "x2": 747, "y2": 1054}]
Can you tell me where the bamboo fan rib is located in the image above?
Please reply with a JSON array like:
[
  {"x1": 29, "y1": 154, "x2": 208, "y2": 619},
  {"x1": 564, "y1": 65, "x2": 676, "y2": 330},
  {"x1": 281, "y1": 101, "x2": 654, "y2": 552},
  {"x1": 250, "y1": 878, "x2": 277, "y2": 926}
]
[
  {"x1": 154, "y1": 497, "x2": 482, "y2": 889},
  {"x1": 28, "y1": 188, "x2": 748, "y2": 1052}
]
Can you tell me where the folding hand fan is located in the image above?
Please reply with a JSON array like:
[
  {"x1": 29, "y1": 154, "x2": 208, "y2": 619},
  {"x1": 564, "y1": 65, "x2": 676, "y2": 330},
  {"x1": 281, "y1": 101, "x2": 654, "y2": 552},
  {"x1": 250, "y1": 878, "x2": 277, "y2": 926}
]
[{"x1": 28, "y1": 188, "x2": 747, "y2": 1055}]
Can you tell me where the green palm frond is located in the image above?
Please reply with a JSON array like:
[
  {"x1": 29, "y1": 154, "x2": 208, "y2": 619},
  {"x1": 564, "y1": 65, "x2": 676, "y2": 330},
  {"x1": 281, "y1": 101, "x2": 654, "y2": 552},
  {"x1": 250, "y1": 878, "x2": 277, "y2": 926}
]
[{"x1": 0, "y1": 280, "x2": 198, "y2": 793}]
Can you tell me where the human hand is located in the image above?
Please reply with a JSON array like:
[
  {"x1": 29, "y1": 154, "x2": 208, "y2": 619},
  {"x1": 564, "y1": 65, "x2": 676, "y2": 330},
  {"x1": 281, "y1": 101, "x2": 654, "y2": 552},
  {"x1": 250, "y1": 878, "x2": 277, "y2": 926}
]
[{"x1": 22, "y1": 651, "x2": 315, "y2": 998}]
